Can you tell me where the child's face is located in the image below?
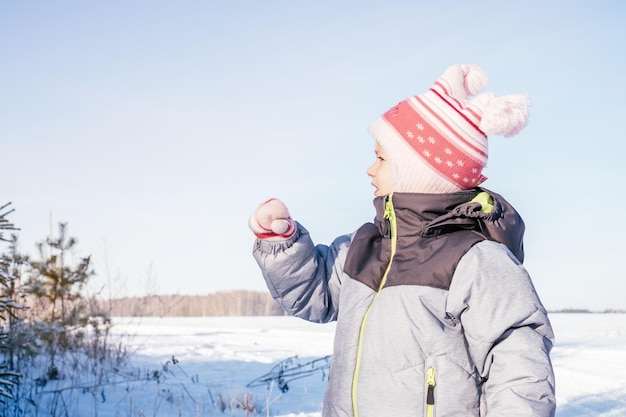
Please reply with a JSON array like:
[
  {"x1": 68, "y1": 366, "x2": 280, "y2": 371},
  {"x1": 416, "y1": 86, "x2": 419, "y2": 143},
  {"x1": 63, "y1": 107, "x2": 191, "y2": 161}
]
[{"x1": 367, "y1": 141, "x2": 393, "y2": 197}]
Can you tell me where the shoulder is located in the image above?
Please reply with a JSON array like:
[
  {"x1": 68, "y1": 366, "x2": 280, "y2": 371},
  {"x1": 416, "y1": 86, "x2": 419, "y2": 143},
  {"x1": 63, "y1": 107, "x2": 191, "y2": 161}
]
[
  {"x1": 462, "y1": 239, "x2": 523, "y2": 269},
  {"x1": 448, "y1": 239, "x2": 545, "y2": 320},
  {"x1": 452, "y1": 240, "x2": 534, "y2": 294}
]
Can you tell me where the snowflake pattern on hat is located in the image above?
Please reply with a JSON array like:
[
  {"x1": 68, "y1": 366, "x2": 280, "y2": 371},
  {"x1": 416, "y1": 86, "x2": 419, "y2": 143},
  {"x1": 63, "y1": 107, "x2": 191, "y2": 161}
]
[{"x1": 383, "y1": 99, "x2": 487, "y2": 188}]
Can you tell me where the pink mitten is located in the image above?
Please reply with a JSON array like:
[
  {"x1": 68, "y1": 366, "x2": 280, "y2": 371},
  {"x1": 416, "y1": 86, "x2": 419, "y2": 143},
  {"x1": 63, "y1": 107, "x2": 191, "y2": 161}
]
[{"x1": 248, "y1": 198, "x2": 297, "y2": 240}]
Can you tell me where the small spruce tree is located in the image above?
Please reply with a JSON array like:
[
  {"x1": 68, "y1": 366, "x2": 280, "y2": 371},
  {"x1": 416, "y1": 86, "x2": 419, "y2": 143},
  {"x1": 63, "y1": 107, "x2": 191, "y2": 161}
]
[
  {"x1": 24, "y1": 222, "x2": 109, "y2": 379},
  {"x1": 0, "y1": 202, "x2": 22, "y2": 405}
]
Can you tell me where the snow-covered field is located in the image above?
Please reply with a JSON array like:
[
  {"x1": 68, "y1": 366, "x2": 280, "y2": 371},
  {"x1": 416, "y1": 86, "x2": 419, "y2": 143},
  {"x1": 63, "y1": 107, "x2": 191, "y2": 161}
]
[{"x1": 40, "y1": 313, "x2": 626, "y2": 417}]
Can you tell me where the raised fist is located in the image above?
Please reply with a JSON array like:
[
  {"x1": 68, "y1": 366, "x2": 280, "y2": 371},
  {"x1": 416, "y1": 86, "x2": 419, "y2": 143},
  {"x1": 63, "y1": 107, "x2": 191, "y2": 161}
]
[{"x1": 248, "y1": 198, "x2": 297, "y2": 241}]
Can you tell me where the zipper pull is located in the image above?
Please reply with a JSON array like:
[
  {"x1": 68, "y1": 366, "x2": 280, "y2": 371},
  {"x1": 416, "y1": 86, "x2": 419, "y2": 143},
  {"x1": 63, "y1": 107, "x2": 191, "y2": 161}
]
[
  {"x1": 383, "y1": 194, "x2": 397, "y2": 242},
  {"x1": 383, "y1": 194, "x2": 394, "y2": 220},
  {"x1": 426, "y1": 367, "x2": 436, "y2": 405}
]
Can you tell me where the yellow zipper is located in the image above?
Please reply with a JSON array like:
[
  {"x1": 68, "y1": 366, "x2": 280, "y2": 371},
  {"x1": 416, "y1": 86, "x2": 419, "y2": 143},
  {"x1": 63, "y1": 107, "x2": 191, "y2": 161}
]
[
  {"x1": 351, "y1": 195, "x2": 398, "y2": 417},
  {"x1": 426, "y1": 367, "x2": 436, "y2": 417}
]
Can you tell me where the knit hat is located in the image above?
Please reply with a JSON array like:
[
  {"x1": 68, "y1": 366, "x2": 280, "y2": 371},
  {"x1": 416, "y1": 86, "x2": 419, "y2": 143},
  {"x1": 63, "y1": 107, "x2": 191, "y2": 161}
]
[{"x1": 368, "y1": 64, "x2": 530, "y2": 194}]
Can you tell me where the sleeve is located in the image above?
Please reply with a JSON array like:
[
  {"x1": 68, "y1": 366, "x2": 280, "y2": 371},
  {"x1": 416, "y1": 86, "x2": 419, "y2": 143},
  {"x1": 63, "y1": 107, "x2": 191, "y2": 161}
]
[
  {"x1": 446, "y1": 240, "x2": 556, "y2": 417},
  {"x1": 252, "y1": 222, "x2": 352, "y2": 323}
]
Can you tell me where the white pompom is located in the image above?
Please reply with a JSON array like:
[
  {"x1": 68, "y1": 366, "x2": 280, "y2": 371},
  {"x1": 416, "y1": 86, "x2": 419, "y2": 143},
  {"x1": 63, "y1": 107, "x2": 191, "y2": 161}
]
[
  {"x1": 479, "y1": 93, "x2": 531, "y2": 137},
  {"x1": 461, "y1": 64, "x2": 489, "y2": 96},
  {"x1": 438, "y1": 64, "x2": 487, "y2": 100}
]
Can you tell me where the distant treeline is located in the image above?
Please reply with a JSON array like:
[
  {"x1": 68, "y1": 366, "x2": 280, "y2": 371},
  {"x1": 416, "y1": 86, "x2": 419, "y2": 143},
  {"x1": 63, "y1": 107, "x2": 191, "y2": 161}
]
[
  {"x1": 99, "y1": 293, "x2": 626, "y2": 317},
  {"x1": 100, "y1": 290, "x2": 287, "y2": 317}
]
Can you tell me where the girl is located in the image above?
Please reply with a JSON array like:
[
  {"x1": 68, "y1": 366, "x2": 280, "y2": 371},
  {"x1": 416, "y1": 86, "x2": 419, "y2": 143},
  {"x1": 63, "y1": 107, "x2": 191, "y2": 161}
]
[{"x1": 249, "y1": 64, "x2": 556, "y2": 417}]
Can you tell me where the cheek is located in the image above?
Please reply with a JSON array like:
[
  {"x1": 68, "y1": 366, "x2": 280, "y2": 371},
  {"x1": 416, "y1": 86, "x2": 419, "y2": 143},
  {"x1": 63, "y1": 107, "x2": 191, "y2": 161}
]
[
  {"x1": 382, "y1": 165, "x2": 396, "y2": 192},
  {"x1": 382, "y1": 164, "x2": 393, "y2": 182}
]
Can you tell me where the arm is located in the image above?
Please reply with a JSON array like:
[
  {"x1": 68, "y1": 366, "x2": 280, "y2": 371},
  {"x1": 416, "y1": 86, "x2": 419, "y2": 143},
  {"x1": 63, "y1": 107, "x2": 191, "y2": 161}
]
[
  {"x1": 253, "y1": 224, "x2": 351, "y2": 323},
  {"x1": 249, "y1": 199, "x2": 351, "y2": 323},
  {"x1": 447, "y1": 241, "x2": 556, "y2": 417}
]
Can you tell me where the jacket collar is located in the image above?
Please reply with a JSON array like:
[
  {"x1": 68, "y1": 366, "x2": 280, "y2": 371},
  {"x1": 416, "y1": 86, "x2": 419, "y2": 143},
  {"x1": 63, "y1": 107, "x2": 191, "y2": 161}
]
[{"x1": 371, "y1": 188, "x2": 525, "y2": 262}]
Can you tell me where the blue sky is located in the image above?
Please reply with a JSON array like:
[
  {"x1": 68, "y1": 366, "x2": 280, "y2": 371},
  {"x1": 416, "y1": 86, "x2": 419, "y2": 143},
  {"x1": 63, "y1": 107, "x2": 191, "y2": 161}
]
[{"x1": 2, "y1": 1, "x2": 625, "y2": 310}]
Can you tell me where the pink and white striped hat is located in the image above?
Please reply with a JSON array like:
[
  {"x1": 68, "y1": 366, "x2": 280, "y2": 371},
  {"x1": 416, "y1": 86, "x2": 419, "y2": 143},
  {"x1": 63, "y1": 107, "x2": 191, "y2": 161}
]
[{"x1": 368, "y1": 64, "x2": 530, "y2": 194}]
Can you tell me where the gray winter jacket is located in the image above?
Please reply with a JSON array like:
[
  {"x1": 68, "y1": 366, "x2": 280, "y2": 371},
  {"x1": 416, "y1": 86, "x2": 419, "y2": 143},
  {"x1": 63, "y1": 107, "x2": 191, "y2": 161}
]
[{"x1": 253, "y1": 189, "x2": 556, "y2": 417}]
